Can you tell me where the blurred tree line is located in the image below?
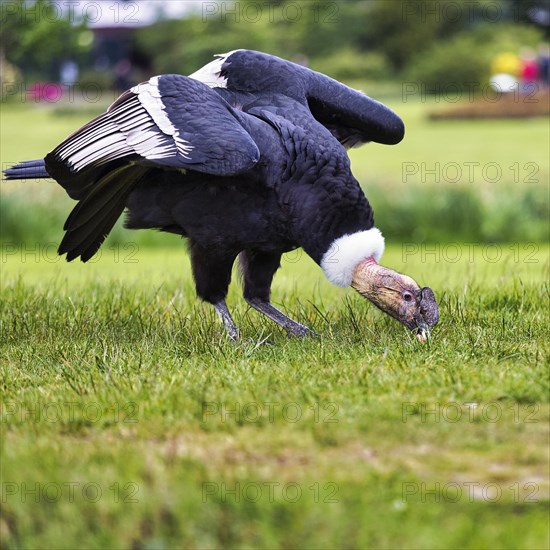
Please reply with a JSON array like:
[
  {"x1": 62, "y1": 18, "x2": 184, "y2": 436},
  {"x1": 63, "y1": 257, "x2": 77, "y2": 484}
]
[
  {"x1": 0, "y1": 0, "x2": 90, "y2": 80},
  {"x1": 134, "y1": 0, "x2": 546, "y2": 90},
  {"x1": 1, "y1": 0, "x2": 547, "y2": 92}
]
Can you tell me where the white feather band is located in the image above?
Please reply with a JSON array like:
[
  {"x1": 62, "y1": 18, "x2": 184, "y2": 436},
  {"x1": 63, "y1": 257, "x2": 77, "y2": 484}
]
[{"x1": 320, "y1": 228, "x2": 385, "y2": 286}]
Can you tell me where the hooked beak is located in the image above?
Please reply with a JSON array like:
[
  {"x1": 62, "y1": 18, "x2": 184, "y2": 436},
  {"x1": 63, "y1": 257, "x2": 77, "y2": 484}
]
[
  {"x1": 351, "y1": 259, "x2": 439, "y2": 342},
  {"x1": 416, "y1": 323, "x2": 430, "y2": 344}
]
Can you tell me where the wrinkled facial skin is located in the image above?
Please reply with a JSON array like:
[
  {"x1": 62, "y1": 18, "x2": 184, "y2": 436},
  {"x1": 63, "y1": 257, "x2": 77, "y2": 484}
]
[{"x1": 351, "y1": 260, "x2": 440, "y2": 339}]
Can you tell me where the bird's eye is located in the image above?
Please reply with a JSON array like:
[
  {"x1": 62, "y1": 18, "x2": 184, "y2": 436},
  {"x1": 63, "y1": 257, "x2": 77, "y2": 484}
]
[{"x1": 403, "y1": 292, "x2": 413, "y2": 302}]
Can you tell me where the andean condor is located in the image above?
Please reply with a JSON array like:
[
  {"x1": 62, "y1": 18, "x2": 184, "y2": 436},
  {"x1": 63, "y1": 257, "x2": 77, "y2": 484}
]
[{"x1": 4, "y1": 50, "x2": 439, "y2": 341}]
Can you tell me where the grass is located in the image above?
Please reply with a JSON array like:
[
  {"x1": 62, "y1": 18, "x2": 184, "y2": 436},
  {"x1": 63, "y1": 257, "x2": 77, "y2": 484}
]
[
  {"x1": 0, "y1": 98, "x2": 549, "y2": 547},
  {"x1": 1, "y1": 244, "x2": 549, "y2": 548},
  {"x1": 350, "y1": 98, "x2": 550, "y2": 186}
]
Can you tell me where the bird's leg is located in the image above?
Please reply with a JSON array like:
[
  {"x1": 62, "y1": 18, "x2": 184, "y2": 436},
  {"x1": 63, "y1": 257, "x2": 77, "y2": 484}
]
[
  {"x1": 239, "y1": 250, "x2": 315, "y2": 337},
  {"x1": 245, "y1": 297, "x2": 314, "y2": 337},
  {"x1": 213, "y1": 300, "x2": 239, "y2": 340},
  {"x1": 189, "y1": 240, "x2": 240, "y2": 339}
]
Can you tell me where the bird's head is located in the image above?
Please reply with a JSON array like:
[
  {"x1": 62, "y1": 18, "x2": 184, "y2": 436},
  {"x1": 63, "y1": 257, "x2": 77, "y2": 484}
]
[
  {"x1": 351, "y1": 258, "x2": 439, "y2": 342},
  {"x1": 320, "y1": 229, "x2": 439, "y2": 341}
]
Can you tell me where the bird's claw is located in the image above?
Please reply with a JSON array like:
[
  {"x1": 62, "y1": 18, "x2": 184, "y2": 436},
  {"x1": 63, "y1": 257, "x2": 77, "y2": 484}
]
[
  {"x1": 285, "y1": 324, "x2": 318, "y2": 338},
  {"x1": 226, "y1": 327, "x2": 240, "y2": 341}
]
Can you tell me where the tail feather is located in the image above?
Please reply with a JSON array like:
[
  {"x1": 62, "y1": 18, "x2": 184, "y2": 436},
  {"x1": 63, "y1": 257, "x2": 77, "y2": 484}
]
[
  {"x1": 62, "y1": 165, "x2": 130, "y2": 231},
  {"x1": 63, "y1": 202, "x2": 127, "y2": 262},
  {"x1": 3, "y1": 159, "x2": 49, "y2": 180},
  {"x1": 59, "y1": 165, "x2": 148, "y2": 262}
]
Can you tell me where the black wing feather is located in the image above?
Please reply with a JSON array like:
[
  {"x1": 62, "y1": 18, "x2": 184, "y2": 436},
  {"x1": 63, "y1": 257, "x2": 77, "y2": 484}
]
[{"x1": 59, "y1": 165, "x2": 148, "y2": 262}]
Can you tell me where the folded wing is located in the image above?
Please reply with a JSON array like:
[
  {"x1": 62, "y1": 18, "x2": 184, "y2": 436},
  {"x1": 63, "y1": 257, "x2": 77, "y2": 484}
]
[{"x1": 46, "y1": 73, "x2": 260, "y2": 196}]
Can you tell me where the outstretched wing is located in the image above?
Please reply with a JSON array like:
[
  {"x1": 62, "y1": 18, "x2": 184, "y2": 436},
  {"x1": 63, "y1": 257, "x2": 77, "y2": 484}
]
[
  {"x1": 46, "y1": 74, "x2": 260, "y2": 185},
  {"x1": 189, "y1": 49, "x2": 404, "y2": 147}
]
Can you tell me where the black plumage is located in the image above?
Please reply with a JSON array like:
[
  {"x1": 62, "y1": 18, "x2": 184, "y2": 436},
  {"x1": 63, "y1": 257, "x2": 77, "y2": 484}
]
[{"x1": 4, "y1": 50, "x2": 440, "y2": 339}]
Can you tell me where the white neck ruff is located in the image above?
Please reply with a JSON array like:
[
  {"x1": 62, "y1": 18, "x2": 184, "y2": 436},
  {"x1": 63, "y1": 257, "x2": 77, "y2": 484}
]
[{"x1": 320, "y1": 228, "x2": 385, "y2": 286}]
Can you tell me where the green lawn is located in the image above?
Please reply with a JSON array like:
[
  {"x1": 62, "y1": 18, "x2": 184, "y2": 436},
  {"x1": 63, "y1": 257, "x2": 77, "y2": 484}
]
[
  {"x1": 1, "y1": 244, "x2": 549, "y2": 548},
  {"x1": 1, "y1": 99, "x2": 549, "y2": 548}
]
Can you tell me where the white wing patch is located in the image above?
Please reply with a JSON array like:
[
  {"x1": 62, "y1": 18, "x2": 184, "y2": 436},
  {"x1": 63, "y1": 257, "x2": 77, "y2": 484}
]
[
  {"x1": 188, "y1": 50, "x2": 242, "y2": 88},
  {"x1": 131, "y1": 77, "x2": 193, "y2": 160},
  {"x1": 56, "y1": 76, "x2": 193, "y2": 171}
]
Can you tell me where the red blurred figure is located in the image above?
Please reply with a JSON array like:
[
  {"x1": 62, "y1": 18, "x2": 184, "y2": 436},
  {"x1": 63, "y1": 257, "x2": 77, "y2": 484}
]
[{"x1": 520, "y1": 48, "x2": 539, "y2": 93}]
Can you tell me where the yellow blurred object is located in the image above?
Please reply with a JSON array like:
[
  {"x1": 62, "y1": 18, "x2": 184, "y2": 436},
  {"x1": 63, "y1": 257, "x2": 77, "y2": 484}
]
[{"x1": 491, "y1": 52, "x2": 520, "y2": 76}]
